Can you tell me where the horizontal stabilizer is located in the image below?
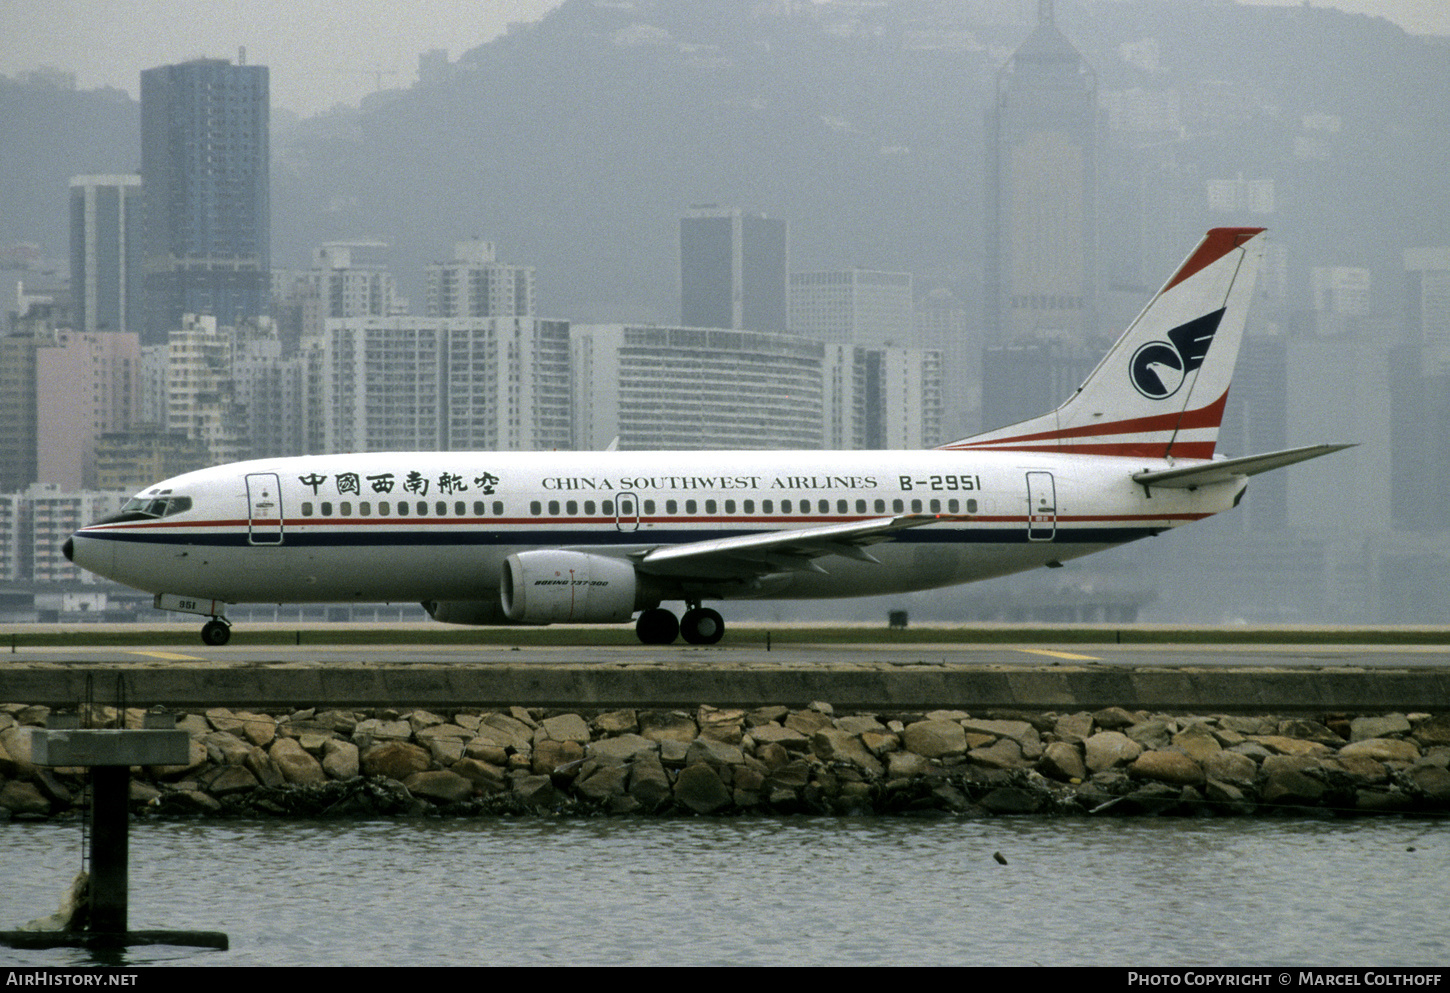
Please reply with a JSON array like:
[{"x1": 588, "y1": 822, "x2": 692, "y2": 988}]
[{"x1": 1131, "y1": 444, "x2": 1356, "y2": 489}]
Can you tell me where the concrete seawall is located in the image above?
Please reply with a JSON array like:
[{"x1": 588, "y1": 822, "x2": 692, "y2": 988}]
[{"x1": 3, "y1": 663, "x2": 1450, "y2": 713}]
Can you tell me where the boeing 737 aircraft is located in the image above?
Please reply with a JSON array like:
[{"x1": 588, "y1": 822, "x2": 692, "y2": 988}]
[{"x1": 65, "y1": 227, "x2": 1349, "y2": 646}]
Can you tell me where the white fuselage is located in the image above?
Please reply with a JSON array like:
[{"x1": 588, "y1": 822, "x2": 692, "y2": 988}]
[{"x1": 69, "y1": 448, "x2": 1242, "y2": 607}]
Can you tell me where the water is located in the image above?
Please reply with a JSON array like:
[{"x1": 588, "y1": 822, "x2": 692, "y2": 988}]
[{"x1": 1, "y1": 816, "x2": 1445, "y2": 967}]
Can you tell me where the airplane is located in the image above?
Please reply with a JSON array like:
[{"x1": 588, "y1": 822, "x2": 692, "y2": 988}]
[{"x1": 65, "y1": 227, "x2": 1350, "y2": 647}]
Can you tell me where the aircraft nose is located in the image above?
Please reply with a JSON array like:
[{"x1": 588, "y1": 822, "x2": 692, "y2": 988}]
[{"x1": 63, "y1": 536, "x2": 74, "y2": 562}]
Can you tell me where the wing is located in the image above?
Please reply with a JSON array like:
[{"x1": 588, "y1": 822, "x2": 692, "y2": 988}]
[
  {"x1": 631, "y1": 514, "x2": 956, "y2": 581},
  {"x1": 1132, "y1": 443, "x2": 1355, "y2": 489}
]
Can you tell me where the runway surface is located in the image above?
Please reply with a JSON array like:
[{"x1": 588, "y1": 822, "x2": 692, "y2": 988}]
[{"x1": 7, "y1": 638, "x2": 1450, "y2": 669}]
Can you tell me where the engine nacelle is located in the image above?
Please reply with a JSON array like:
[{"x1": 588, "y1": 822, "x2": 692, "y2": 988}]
[
  {"x1": 421, "y1": 599, "x2": 539, "y2": 626},
  {"x1": 500, "y1": 550, "x2": 642, "y2": 624}
]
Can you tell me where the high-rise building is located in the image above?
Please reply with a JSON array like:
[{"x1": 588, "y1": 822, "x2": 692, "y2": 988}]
[
  {"x1": 426, "y1": 239, "x2": 536, "y2": 319},
  {"x1": 140, "y1": 58, "x2": 270, "y2": 342},
  {"x1": 984, "y1": 0, "x2": 1097, "y2": 343},
  {"x1": 680, "y1": 207, "x2": 788, "y2": 332},
  {"x1": 36, "y1": 330, "x2": 140, "y2": 489},
  {"x1": 572, "y1": 325, "x2": 822, "y2": 450},
  {"x1": 788, "y1": 269, "x2": 914, "y2": 345},
  {"x1": 322, "y1": 316, "x2": 570, "y2": 453},
  {"x1": 69, "y1": 175, "x2": 142, "y2": 335}
]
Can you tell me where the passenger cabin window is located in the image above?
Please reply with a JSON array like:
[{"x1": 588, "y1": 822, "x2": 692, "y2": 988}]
[
  {"x1": 819, "y1": 500, "x2": 830, "y2": 514},
  {"x1": 911, "y1": 499, "x2": 923, "y2": 513},
  {"x1": 302, "y1": 502, "x2": 314, "y2": 516},
  {"x1": 584, "y1": 501, "x2": 596, "y2": 515},
  {"x1": 724, "y1": 499, "x2": 735, "y2": 514},
  {"x1": 781, "y1": 500, "x2": 791, "y2": 514},
  {"x1": 378, "y1": 501, "x2": 389, "y2": 515},
  {"x1": 666, "y1": 500, "x2": 678, "y2": 514},
  {"x1": 566, "y1": 500, "x2": 578, "y2": 515},
  {"x1": 743, "y1": 500, "x2": 754, "y2": 514},
  {"x1": 893, "y1": 499, "x2": 904, "y2": 513},
  {"x1": 340, "y1": 502, "x2": 352, "y2": 516},
  {"x1": 602, "y1": 500, "x2": 614, "y2": 515},
  {"x1": 685, "y1": 499, "x2": 697, "y2": 514},
  {"x1": 875, "y1": 499, "x2": 886, "y2": 514},
  {"x1": 397, "y1": 501, "x2": 409, "y2": 515},
  {"x1": 360, "y1": 502, "x2": 371, "y2": 516},
  {"x1": 548, "y1": 500, "x2": 560, "y2": 515},
  {"x1": 530, "y1": 501, "x2": 542, "y2": 515},
  {"x1": 643, "y1": 500, "x2": 655, "y2": 515},
  {"x1": 494, "y1": 501, "x2": 504, "y2": 515},
  {"x1": 967, "y1": 499, "x2": 978, "y2": 514},
  {"x1": 705, "y1": 499, "x2": 716, "y2": 514}
]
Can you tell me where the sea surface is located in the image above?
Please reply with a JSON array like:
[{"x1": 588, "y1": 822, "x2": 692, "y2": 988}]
[{"x1": 1, "y1": 816, "x2": 1445, "y2": 968}]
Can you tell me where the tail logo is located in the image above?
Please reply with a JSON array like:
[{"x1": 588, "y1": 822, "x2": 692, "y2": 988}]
[{"x1": 1128, "y1": 307, "x2": 1225, "y2": 400}]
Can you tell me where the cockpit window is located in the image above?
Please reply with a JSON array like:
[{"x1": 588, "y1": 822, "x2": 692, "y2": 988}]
[{"x1": 106, "y1": 495, "x2": 193, "y2": 523}]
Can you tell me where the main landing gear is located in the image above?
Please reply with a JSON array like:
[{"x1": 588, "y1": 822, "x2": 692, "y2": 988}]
[
  {"x1": 635, "y1": 603, "x2": 725, "y2": 646},
  {"x1": 200, "y1": 617, "x2": 232, "y2": 646}
]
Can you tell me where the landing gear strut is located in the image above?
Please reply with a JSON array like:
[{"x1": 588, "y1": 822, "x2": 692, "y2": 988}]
[{"x1": 201, "y1": 617, "x2": 232, "y2": 646}]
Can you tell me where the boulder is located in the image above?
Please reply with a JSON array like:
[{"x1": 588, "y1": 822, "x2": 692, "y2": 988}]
[
  {"x1": 588, "y1": 734, "x2": 658, "y2": 765},
  {"x1": 1129, "y1": 750, "x2": 1205, "y2": 787},
  {"x1": 1039, "y1": 741, "x2": 1086, "y2": 782},
  {"x1": 1083, "y1": 731, "x2": 1142, "y2": 772},
  {"x1": 968, "y1": 737, "x2": 1031, "y2": 770},
  {"x1": 811, "y1": 729, "x2": 882, "y2": 776},
  {"x1": 532, "y1": 738, "x2": 584, "y2": 774},
  {"x1": 404, "y1": 770, "x2": 474, "y2": 804},
  {"x1": 628, "y1": 755, "x2": 673, "y2": 809},
  {"x1": 1171, "y1": 725, "x2": 1223, "y2": 763},
  {"x1": 901, "y1": 720, "x2": 967, "y2": 758},
  {"x1": 539, "y1": 713, "x2": 591, "y2": 743},
  {"x1": 0, "y1": 781, "x2": 50, "y2": 816},
  {"x1": 593, "y1": 710, "x2": 639, "y2": 735},
  {"x1": 1350, "y1": 714, "x2": 1412, "y2": 742},
  {"x1": 269, "y1": 737, "x2": 327, "y2": 785},
  {"x1": 638, "y1": 711, "x2": 698, "y2": 743},
  {"x1": 1203, "y1": 750, "x2": 1258, "y2": 787},
  {"x1": 575, "y1": 764, "x2": 630, "y2": 802},
  {"x1": 361, "y1": 741, "x2": 431, "y2": 780},
  {"x1": 674, "y1": 763, "x2": 731, "y2": 813},
  {"x1": 452, "y1": 758, "x2": 507, "y2": 794},
  {"x1": 197, "y1": 764, "x2": 259, "y2": 796},
  {"x1": 322, "y1": 739, "x2": 360, "y2": 780},
  {"x1": 1339, "y1": 738, "x2": 1420, "y2": 764},
  {"x1": 244, "y1": 746, "x2": 286, "y2": 788}
]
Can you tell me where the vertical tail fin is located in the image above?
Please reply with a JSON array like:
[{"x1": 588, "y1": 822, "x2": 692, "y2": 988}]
[{"x1": 943, "y1": 227, "x2": 1266, "y2": 458}]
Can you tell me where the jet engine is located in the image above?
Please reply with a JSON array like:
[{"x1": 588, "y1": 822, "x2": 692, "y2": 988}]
[
  {"x1": 421, "y1": 599, "x2": 537, "y2": 626},
  {"x1": 500, "y1": 550, "x2": 644, "y2": 624}
]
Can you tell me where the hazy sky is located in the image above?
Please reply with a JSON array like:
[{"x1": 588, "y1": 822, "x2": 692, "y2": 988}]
[{"x1": 1, "y1": 0, "x2": 1445, "y2": 118}]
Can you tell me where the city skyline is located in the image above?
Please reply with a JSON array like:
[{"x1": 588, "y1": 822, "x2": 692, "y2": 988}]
[{"x1": 0, "y1": 1, "x2": 1445, "y2": 119}]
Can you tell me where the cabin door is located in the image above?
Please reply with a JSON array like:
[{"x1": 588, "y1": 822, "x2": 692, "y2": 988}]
[
  {"x1": 1026, "y1": 471, "x2": 1056, "y2": 541},
  {"x1": 246, "y1": 472, "x2": 285, "y2": 545}
]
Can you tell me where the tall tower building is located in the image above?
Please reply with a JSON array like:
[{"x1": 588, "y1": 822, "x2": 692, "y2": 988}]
[
  {"x1": 985, "y1": 0, "x2": 1097, "y2": 343},
  {"x1": 69, "y1": 174, "x2": 142, "y2": 334},
  {"x1": 680, "y1": 206, "x2": 788, "y2": 332},
  {"x1": 140, "y1": 58, "x2": 270, "y2": 343}
]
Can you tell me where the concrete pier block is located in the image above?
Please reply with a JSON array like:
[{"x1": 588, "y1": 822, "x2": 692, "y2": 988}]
[{"x1": 29, "y1": 729, "x2": 191, "y2": 767}]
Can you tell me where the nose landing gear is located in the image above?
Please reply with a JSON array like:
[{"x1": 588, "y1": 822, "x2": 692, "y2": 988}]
[{"x1": 201, "y1": 617, "x2": 232, "y2": 646}]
